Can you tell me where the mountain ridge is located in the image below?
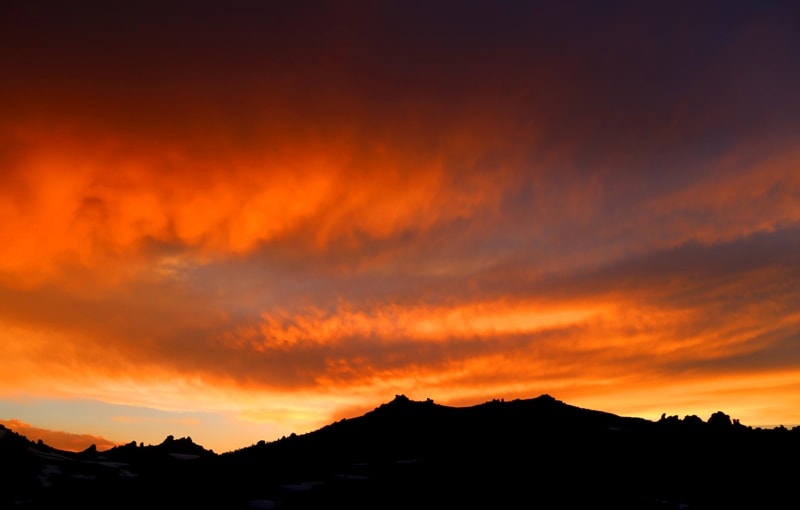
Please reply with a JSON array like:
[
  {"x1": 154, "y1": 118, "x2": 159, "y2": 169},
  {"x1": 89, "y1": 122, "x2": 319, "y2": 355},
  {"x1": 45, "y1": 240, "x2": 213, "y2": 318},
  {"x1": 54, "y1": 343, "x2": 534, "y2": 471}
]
[
  {"x1": 3, "y1": 394, "x2": 799, "y2": 509},
  {"x1": 3, "y1": 393, "x2": 791, "y2": 456}
]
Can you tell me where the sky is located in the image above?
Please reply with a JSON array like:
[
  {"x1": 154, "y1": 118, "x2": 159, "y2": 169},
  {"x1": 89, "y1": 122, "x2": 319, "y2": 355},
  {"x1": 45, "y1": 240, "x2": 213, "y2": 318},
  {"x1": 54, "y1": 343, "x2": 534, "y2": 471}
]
[{"x1": 1, "y1": 0, "x2": 800, "y2": 453}]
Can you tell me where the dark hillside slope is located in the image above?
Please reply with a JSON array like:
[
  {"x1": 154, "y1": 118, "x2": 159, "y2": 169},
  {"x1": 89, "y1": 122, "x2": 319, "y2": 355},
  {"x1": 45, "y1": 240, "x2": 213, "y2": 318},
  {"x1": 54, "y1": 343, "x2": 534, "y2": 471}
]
[
  {"x1": 222, "y1": 395, "x2": 799, "y2": 509},
  {"x1": 3, "y1": 395, "x2": 799, "y2": 509}
]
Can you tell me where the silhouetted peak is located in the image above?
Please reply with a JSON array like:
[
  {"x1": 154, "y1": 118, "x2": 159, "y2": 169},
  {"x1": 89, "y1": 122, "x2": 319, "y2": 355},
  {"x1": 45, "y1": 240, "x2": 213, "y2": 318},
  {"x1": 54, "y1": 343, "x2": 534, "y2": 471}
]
[
  {"x1": 152, "y1": 434, "x2": 213, "y2": 456},
  {"x1": 368, "y1": 394, "x2": 441, "y2": 420},
  {"x1": 81, "y1": 443, "x2": 97, "y2": 454},
  {"x1": 515, "y1": 394, "x2": 567, "y2": 410},
  {"x1": 375, "y1": 394, "x2": 414, "y2": 411},
  {"x1": 160, "y1": 435, "x2": 198, "y2": 447},
  {"x1": 708, "y1": 411, "x2": 733, "y2": 428},
  {"x1": 682, "y1": 415, "x2": 705, "y2": 427},
  {"x1": 385, "y1": 394, "x2": 438, "y2": 407},
  {"x1": 534, "y1": 394, "x2": 559, "y2": 404}
]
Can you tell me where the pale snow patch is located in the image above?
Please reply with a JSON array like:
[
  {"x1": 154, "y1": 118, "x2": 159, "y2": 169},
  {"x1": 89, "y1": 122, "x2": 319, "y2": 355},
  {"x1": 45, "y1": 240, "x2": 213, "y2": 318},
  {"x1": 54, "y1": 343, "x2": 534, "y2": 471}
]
[
  {"x1": 98, "y1": 461, "x2": 129, "y2": 468},
  {"x1": 37, "y1": 465, "x2": 61, "y2": 487},
  {"x1": 29, "y1": 448, "x2": 71, "y2": 461},
  {"x1": 168, "y1": 453, "x2": 200, "y2": 460}
]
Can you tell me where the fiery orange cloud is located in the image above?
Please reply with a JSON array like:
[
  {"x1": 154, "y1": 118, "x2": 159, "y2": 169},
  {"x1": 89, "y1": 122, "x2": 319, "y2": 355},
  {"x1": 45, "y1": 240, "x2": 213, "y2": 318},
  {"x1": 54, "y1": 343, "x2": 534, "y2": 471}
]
[
  {"x1": 2, "y1": 247, "x2": 796, "y2": 412},
  {"x1": 0, "y1": 419, "x2": 120, "y2": 452},
  {"x1": 0, "y1": 121, "x2": 517, "y2": 290},
  {"x1": 228, "y1": 300, "x2": 610, "y2": 351}
]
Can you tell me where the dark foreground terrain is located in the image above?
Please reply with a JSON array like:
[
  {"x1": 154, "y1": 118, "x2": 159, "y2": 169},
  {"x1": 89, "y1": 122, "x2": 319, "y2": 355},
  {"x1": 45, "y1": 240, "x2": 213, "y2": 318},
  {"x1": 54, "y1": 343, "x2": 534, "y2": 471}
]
[{"x1": 2, "y1": 394, "x2": 798, "y2": 509}]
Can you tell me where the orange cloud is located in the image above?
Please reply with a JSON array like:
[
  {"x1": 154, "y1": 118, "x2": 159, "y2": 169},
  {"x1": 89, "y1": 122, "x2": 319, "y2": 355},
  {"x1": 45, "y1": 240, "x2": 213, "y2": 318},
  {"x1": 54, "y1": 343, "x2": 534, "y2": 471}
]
[
  {"x1": 0, "y1": 419, "x2": 120, "y2": 452},
  {"x1": 1, "y1": 224, "x2": 798, "y2": 403},
  {"x1": 0, "y1": 120, "x2": 517, "y2": 290}
]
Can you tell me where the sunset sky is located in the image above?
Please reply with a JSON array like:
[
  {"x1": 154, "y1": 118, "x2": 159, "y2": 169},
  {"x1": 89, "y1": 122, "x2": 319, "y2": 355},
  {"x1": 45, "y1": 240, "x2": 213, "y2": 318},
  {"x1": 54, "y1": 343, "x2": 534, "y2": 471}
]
[{"x1": 2, "y1": 1, "x2": 800, "y2": 453}]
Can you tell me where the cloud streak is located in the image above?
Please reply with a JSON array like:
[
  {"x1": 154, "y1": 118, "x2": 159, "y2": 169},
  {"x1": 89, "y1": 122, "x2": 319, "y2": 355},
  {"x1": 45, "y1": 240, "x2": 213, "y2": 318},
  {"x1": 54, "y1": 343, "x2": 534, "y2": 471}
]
[{"x1": 0, "y1": 419, "x2": 119, "y2": 452}]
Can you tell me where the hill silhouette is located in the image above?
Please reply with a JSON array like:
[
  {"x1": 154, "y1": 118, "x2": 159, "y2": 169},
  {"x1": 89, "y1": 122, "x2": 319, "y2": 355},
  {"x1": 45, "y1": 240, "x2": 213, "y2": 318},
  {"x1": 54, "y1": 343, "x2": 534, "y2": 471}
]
[{"x1": 2, "y1": 395, "x2": 799, "y2": 509}]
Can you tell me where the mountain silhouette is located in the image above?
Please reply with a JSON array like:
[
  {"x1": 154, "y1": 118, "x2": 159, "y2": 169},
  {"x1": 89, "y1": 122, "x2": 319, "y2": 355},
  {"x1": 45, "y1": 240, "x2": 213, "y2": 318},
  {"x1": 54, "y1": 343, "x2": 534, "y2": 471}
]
[{"x1": 2, "y1": 395, "x2": 799, "y2": 509}]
